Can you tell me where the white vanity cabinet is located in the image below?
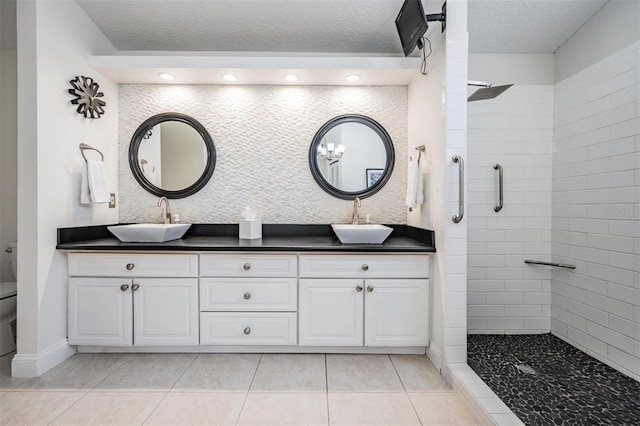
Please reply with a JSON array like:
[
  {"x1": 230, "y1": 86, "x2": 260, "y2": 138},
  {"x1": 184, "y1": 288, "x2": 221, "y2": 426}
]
[
  {"x1": 199, "y1": 253, "x2": 298, "y2": 345},
  {"x1": 67, "y1": 253, "x2": 199, "y2": 346},
  {"x1": 298, "y1": 254, "x2": 429, "y2": 347}
]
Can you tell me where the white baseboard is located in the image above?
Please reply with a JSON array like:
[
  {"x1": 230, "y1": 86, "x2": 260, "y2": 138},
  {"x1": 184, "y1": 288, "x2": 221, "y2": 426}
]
[
  {"x1": 426, "y1": 341, "x2": 442, "y2": 372},
  {"x1": 11, "y1": 339, "x2": 76, "y2": 377}
]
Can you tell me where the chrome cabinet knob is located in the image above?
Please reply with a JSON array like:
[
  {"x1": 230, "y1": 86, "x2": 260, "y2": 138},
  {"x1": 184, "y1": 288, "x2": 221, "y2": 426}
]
[
  {"x1": 243, "y1": 263, "x2": 251, "y2": 271},
  {"x1": 244, "y1": 292, "x2": 251, "y2": 300},
  {"x1": 361, "y1": 264, "x2": 369, "y2": 271},
  {"x1": 131, "y1": 283, "x2": 140, "y2": 291},
  {"x1": 126, "y1": 263, "x2": 135, "y2": 271},
  {"x1": 355, "y1": 285, "x2": 363, "y2": 292},
  {"x1": 120, "y1": 284, "x2": 129, "y2": 291},
  {"x1": 367, "y1": 285, "x2": 374, "y2": 292},
  {"x1": 244, "y1": 327, "x2": 251, "y2": 335},
  {"x1": 4, "y1": 247, "x2": 12, "y2": 253}
]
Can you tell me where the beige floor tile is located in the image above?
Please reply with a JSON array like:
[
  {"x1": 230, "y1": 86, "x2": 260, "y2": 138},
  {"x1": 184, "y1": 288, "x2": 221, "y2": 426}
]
[
  {"x1": 409, "y1": 392, "x2": 478, "y2": 425},
  {"x1": 237, "y1": 392, "x2": 328, "y2": 426},
  {"x1": 328, "y1": 392, "x2": 421, "y2": 426},
  {"x1": 144, "y1": 392, "x2": 245, "y2": 425},
  {"x1": 0, "y1": 352, "x2": 26, "y2": 391},
  {"x1": 50, "y1": 391, "x2": 165, "y2": 425},
  {"x1": 327, "y1": 354, "x2": 404, "y2": 392},
  {"x1": 16, "y1": 353, "x2": 127, "y2": 391},
  {"x1": 95, "y1": 353, "x2": 196, "y2": 392},
  {"x1": 251, "y1": 354, "x2": 326, "y2": 392},
  {"x1": 172, "y1": 353, "x2": 260, "y2": 392},
  {"x1": 390, "y1": 354, "x2": 452, "y2": 392},
  {"x1": 0, "y1": 391, "x2": 85, "y2": 425}
]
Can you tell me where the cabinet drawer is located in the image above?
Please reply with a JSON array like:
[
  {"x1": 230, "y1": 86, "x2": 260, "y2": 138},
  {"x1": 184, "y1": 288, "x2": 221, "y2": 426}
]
[
  {"x1": 299, "y1": 254, "x2": 429, "y2": 278},
  {"x1": 200, "y1": 312, "x2": 296, "y2": 345},
  {"x1": 68, "y1": 253, "x2": 198, "y2": 277},
  {"x1": 200, "y1": 254, "x2": 297, "y2": 277},
  {"x1": 200, "y1": 278, "x2": 297, "y2": 312}
]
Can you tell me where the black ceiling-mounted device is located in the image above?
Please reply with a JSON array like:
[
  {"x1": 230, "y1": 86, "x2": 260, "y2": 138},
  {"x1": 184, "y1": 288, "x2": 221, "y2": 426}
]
[{"x1": 395, "y1": 0, "x2": 446, "y2": 57}]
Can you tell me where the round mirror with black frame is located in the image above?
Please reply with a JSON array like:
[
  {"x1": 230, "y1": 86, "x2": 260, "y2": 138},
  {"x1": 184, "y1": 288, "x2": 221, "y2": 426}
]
[
  {"x1": 308, "y1": 114, "x2": 395, "y2": 200},
  {"x1": 128, "y1": 112, "x2": 216, "y2": 199}
]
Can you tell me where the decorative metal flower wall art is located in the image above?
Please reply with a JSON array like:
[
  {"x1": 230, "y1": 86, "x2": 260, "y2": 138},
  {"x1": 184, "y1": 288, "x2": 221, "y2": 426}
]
[{"x1": 68, "y1": 76, "x2": 106, "y2": 119}]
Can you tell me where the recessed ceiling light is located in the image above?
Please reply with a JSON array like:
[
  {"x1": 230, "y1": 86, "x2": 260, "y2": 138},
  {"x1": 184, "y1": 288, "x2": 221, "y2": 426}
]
[
  {"x1": 158, "y1": 73, "x2": 176, "y2": 81},
  {"x1": 345, "y1": 74, "x2": 360, "y2": 82},
  {"x1": 222, "y1": 74, "x2": 238, "y2": 82},
  {"x1": 284, "y1": 74, "x2": 299, "y2": 82}
]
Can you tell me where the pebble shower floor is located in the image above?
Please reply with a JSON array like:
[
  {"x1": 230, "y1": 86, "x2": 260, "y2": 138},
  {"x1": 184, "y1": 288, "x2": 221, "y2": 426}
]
[{"x1": 467, "y1": 334, "x2": 640, "y2": 425}]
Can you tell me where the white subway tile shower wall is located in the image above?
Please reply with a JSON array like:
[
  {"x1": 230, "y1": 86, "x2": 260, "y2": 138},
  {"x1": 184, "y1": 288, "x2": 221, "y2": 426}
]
[
  {"x1": 118, "y1": 85, "x2": 407, "y2": 224},
  {"x1": 467, "y1": 84, "x2": 554, "y2": 335},
  {"x1": 552, "y1": 41, "x2": 640, "y2": 380}
]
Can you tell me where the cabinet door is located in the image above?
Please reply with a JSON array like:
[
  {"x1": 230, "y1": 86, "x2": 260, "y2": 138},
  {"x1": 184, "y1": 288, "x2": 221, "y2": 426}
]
[
  {"x1": 133, "y1": 278, "x2": 199, "y2": 346},
  {"x1": 364, "y1": 279, "x2": 429, "y2": 347},
  {"x1": 299, "y1": 279, "x2": 363, "y2": 346},
  {"x1": 68, "y1": 278, "x2": 132, "y2": 346}
]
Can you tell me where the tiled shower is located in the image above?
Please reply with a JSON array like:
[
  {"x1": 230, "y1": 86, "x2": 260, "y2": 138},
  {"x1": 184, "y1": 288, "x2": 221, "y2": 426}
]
[{"x1": 467, "y1": 42, "x2": 639, "y2": 381}]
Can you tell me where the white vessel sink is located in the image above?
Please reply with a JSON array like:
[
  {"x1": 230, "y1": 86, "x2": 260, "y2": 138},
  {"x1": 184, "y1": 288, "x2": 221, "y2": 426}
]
[
  {"x1": 331, "y1": 224, "x2": 393, "y2": 244},
  {"x1": 108, "y1": 223, "x2": 191, "y2": 243}
]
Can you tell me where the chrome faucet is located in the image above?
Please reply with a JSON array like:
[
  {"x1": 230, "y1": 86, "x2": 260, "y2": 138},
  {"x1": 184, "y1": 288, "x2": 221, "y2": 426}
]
[
  {"x1": 157, "y1": 197, "x2": 172, "y2": 224},
  {"x1": 352, "y1": 197, "x2": 361, "y2": 225}
]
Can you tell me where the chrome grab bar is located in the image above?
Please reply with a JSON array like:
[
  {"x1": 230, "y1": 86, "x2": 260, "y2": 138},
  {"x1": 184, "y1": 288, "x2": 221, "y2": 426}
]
[
  {"x1": 524, "y1": 260, "x2": 576, "y2": 270},
  {"x1": 452, "y1": 155, "x2": 464, "y2": 223},
  {"x1": 493, "y1": 163, "x2": 503, "y2": 212}
]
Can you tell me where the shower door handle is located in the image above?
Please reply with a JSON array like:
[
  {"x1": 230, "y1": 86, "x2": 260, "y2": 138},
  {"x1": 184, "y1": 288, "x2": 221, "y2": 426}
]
[
  {"x1": 493, "y1": 164, "x2": 503, "y2": 212},
  {"x1": 452, "y1": 155, "x2": 464, "y2": 223}
]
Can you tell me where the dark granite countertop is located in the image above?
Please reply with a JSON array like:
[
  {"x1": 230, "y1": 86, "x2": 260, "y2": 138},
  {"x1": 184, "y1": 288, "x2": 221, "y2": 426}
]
[{"x1": 57, "y1": 224, "x2": 436, "y2": 253}]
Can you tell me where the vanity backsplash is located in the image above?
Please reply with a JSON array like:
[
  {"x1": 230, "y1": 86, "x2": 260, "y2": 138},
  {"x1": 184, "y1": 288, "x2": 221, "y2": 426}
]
[{"x1": 119, "y1": 85, "x2": 408, "y2": 224}]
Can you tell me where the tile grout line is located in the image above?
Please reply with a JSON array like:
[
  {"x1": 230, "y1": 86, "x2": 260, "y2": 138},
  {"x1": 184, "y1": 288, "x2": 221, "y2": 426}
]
[
  {"x1": 388, "y1": 354, "x2": 424, "y2": 426},
  {"x1": 235, "y1": 353, "x2": 263, "y2": 426},
  {"x1": 45, "y1": 353, "x2": 132, "y2": 425},
  {"x1": 139, "y1": 353, "x2": 200, "y2": 425}
]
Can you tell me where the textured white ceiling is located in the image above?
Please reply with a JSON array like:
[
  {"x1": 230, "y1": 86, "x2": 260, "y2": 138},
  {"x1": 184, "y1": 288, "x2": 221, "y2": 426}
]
[
  {"x1": 468, "y1": 0, "x2": 608, "y2": 53},
  {"x1": 1, "y1": 1, "x2": 610, "y2": 54},
  {"x1": 76, "y1": 0, "x2": 410, "y2": 54}
]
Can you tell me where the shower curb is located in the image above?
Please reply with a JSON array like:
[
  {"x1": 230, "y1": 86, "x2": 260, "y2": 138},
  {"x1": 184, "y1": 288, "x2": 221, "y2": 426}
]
[{"x1": 446, "y1": 363, "x2": 524, "y2": 426}]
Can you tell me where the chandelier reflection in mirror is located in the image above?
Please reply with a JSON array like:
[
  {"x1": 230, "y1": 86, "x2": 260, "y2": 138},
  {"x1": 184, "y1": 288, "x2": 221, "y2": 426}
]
[{"x1": 317, "y1": 135, "x2": 345, "y2": 161}]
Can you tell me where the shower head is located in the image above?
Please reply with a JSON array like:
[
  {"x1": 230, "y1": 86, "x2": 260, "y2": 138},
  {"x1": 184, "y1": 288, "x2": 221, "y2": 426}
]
[{"x1": 467, "y1": 83, "x2": 513, "y2": 102}]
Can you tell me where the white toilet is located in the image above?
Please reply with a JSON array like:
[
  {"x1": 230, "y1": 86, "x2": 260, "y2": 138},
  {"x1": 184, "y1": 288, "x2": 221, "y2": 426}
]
[{"x1": 0, "y1": 242, "x2": 17, "y2": 356}]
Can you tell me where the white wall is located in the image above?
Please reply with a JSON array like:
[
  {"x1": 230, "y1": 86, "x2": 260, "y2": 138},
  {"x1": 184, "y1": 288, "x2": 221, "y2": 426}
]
[
  {"x1": 14, "y1": 0, "x2": 119, "y2": 376},
  {"x1": 552, "y1": 38, "x2": 640, "y2": 379},
  {"x1": 467, "y1": 54, "x2": 554, "y2": 334},
  {"x1": 555, "y1": 0, "x2": 640, "y2": 83},
  {"x1": 118, "y1": 85, "x2": 408, "y2": 225},
  {"x1": 0, "y1": 49, "x2": 17, "y2": 281},
  {"x1": 407, "y1": 0, "x2": 468, "y2": 372}
]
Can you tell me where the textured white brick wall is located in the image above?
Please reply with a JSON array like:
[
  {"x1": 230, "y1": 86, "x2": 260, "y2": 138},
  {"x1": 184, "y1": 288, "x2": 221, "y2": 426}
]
[
  {"x1": 118, "y1": 85, "x2": 408, "y2": 224},
  {"x1": 551, "y1": 41, "x2": 640, "y2": 379},
  {"x1": 467, "y1": 79, "x2": 554, "y2": 334}
]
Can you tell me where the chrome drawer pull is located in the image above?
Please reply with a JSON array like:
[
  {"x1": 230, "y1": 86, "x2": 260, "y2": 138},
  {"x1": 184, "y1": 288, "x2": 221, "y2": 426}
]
[
  {"x1": 126, "y1": 263, "x2": 135, "y2": 271},
  {"x1": 361, "y1": 264, "x2": 369, "y2": 271},
  {"x1": 120, "y1": 284, "x2": 129, "y2": 291},
  {"x1": 367, "y1": 285, "x2": 374, "y2": 292},
  {"x1": 131, "y1": 284, "x2": 140, "y2": 291},
  {"x1": 244, "y1": 327, "x2": 251, "y2": 335},
  {"x1": 243, "y1": 263, "x2": 251, "y2": 271},
  {"x1": 244, "y1": 292, "x2": 251, "y2": 300},
  {"x1": 356, "y1": 285, "x2": 363, "y2": 292}
]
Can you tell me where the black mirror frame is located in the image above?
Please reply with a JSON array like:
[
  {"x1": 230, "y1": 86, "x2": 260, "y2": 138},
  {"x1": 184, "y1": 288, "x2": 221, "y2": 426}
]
[
  {"x1": 128, "y1": 112, "x2": 217, "y2": 199},
  {"x1": 308, "y1": 114, "x2": 395, "y2": 200}
]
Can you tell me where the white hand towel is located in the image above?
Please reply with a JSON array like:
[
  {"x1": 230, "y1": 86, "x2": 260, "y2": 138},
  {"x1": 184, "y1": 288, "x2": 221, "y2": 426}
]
[
  {"x1": 87, "y1": 160, "x2": 110, "y2": 203},
  {"x1": 80, "y1": 162, "x2": 91, "y2": 205},
  {"x1": 406, "y1": 159, "x2": 424, "y2": 208}
]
